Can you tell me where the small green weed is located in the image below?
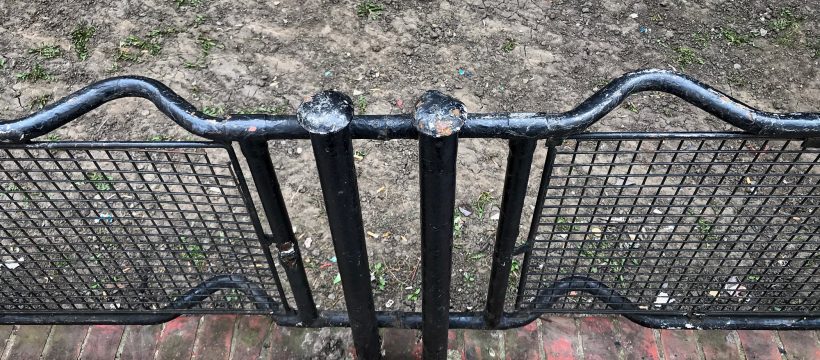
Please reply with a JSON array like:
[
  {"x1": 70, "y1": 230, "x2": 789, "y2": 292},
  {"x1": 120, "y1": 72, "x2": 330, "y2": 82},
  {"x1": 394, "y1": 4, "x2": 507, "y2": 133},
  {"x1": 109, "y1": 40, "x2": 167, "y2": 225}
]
[
  {"x1": 356, "y1": 95, "x2": 368, "y2": 114},
  {"x1": 45, "y1": 134, "x2": 61, "y2": 141},
  {"x1": 224, "y1": 289, "x2": 240, "y2": 302},
  {"x1": 770, "y1": 8, "x2": 802, "y2": 46},
  {"x1": 16, "y1": 64, "x2": 52, "y2": 82},
  {"x1": 453, "y1": 209, "x2": 463, "y2": 238},
  {"x1": 356, "y1": 1, "x2": 384, "y2": 20},
  {"x1": 692, "y1": 32, "x2": 710, "y2": 48},
  {"x1": 70, "y1": 23, "x2": 96, "y2": 61},
  {"x1": 197, "y1": 36, "x2": 220, "y2": 55},
  {"x1": 770, "y1": 9, "x2": 798, "y2": 32},
  {"x1": 721, "y1": 28, "x2": 748, "y2": 45},
  {"x1": 406, "y1": 287, "x2": 420, "y2": 302},
  {"x1": 28, "y1": 94, "x2": 52, "y2": 110},
  {"x1": 1, "y1": 183, "x2": 22, "y2": 192},
  {"x1": 175, "y1": 0, "x2": 203, "y2": 7},
  {"x1": 675, "y1": 46, "x2": 704, "y2": 67},
  {"x1": 183, "y1": 58, "x2": 206, "y2": 69},
  {"x1": 202, "y1": 105, "x2": 225, "y2": 117},
  {"x1": 371, "y1": 262, "x2": 387, "y2": 291},
  {"x1": 28, "y1": 44, "x2": 62, "y2": 59},
  {"x1": 180, "y1": 242, "x2": 206, "y2": 266},
  {"x1": 623, "y1": 102, "x2": 639, "y2": 113},
  {"x1": 122, "y1": 35, "x2": 162, "y2": 56},
  {"x1": 148, "y1": 135, "x2": 172, "y2": 141},
  {"x1": 193, "y1": 14, "x2": 208, "y2": 27},
  {"x1": 116, "y1": 29, "x2": 176, "y2": 64},
  {"x1": 353, "y1": 150, "x2": 367, "y2": 161},
  {"x1": 462, "y1": 271, "x2": 475, "y2": 284},
  {"x1": 0, "y1": 58, "x2": 6, "y2": 69},
  {"x1": 501, "y1": 38, "x2": 517, "y2": 53},
  {"x1": 86, "y1": 172, "x2": 113, "y2": 191},
  {"x1": 696, "y1": 218, "x2": 713, "y2": 234},
  {"x1": 555, "y1": 217, "x2": 576, "y2": 232},
  {"x1": 474, "y1": 191, "x2": 494, "y2": 218}
]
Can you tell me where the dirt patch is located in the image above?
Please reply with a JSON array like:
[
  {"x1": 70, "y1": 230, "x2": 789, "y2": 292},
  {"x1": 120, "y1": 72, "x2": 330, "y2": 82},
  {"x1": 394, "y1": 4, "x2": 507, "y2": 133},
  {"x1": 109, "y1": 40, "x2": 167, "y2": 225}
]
[{"x1": 1, "y1": 0, "x2": 818, "y2": 314}]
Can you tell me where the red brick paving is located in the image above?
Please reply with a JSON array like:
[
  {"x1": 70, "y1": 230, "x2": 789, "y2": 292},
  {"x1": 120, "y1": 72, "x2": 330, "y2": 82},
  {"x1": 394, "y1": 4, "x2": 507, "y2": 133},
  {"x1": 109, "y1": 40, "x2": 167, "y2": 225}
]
[
  {"x1": 79, "y1": 325, "x2": 125, "y2": 360},
  {"x1": 540, "y1": 316, "x2": 579, "y2": 360},
  {"x1": 697, "y1": 330, "x2": 742, "y2": 360},
  {"x1": 778, "y1": 330, "x2": 820, "y2": 360},
  {"x1": 659, "y1": 329, "x2": 701, "y2": 360},
  {"x1": 119, "y1": 324, "x2": 163, "y2": 360},
  {"x1": 618, "y1": 319, "x2": 661, "y2": 360},
  {"x1": 230, "y1": 314, "x2": 271, "y2": 360},
  {"x1": 579, "y1": 317, "x2": 621, "y2": 359},
  {"x1": 463, "y1": 329, "x2": 503, "y2": 359},
  {"x1": 381, "y1": 328, "x2": 421, "y2": 359},
  {"x1": 41, "y1": 325, "x2": 89, "y2": 360},
  {"x1": 0, "y1": 316, "x2": 809, "y2": 359},
  {"x1": 153, "y1": 316, "x2": 200, "y2": 360},
  {"x1": 4, "y1": 325, "x2": 51, "y2": 360},
  {"x1": 504, "y1": 321, "x2": 541, "y2": 360},
  {"x1": 190, "y1": 314, "x2": 236, "y2": 360},
  {"x1": 737, "y1": 330, "x2": 783, "y2": 360},
  {"x1": 0, "y1": 325, "x2": 15, "y2": 357}
]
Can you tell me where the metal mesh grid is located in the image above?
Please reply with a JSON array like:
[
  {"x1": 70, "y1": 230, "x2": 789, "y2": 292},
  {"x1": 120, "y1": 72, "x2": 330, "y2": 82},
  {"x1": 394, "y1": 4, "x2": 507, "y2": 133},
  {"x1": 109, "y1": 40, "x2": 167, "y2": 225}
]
[
  {"x1": 519, "y1": 135, "x2": 820, "y2": 315},
  {"x1": 0, "y1": 143, "x2": 282, "y2": 313}
]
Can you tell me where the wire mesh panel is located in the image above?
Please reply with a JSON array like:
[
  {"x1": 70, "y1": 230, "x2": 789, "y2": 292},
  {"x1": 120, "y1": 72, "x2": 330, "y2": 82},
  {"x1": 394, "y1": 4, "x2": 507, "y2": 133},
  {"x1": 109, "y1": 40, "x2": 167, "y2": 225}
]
[
  {"x1": 519, "y1": 135, "x2": 820, "y2": 316},
  {"x1": 0, "y1": 142, "x2": 282, "y2": 314}
]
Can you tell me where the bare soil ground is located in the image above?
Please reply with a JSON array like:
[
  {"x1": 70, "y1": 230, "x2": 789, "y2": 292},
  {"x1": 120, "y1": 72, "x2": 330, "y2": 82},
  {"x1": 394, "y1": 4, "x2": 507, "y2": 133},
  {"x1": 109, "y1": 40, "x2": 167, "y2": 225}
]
[{"x1": 1, "y1": 0, "x2": 818, "y2": 316}]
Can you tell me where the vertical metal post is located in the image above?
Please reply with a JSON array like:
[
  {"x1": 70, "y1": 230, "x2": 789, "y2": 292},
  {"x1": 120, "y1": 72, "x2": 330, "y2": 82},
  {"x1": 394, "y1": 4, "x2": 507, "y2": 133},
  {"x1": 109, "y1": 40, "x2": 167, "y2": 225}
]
[
  {"x1": 239, "y1": 140, "x2": 318, "y2": 324},
  {"x1": 297, "y1": 91, "x2": 381, "y2": 359},
  {"x1": 484, "y1": 138, "x2": 537, "y2": 327},
  {"x1": 515, "y1": 144, "x2": 558, "y2": 309},
  {"x1": 414, "y1": 91, "x2": 466, "y2": 360}
]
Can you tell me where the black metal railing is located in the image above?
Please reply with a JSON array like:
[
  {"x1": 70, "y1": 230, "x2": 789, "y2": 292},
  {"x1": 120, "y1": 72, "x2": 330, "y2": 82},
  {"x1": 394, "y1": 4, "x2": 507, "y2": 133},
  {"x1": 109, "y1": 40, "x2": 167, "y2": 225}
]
[{"x1": 1, "y1": 69, "x2": 819, "y2": 359}]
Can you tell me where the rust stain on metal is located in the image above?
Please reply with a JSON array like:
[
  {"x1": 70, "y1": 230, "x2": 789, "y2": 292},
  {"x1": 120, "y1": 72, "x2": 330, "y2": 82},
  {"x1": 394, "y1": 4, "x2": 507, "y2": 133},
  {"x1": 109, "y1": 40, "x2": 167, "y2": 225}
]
[{"x1": 434, "y1": 120, "x2": 454, "y2": 136}]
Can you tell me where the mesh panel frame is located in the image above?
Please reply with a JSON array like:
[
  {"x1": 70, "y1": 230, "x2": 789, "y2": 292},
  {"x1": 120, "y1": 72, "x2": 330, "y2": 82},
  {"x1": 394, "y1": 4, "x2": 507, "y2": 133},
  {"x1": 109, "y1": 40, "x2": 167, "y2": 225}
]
[
  {"x1": 0, "y1": 142, "x2": 283, "y2": 314},
  {"x1": 519, "y1": 135, "x2": 820, "y2": 316}
]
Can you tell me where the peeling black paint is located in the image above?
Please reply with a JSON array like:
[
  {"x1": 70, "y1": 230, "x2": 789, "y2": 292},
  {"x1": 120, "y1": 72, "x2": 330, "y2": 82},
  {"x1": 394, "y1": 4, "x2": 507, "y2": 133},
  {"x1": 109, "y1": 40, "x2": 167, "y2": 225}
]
[
  {"x1": 4, "y1": 69, "x2": 816, "y2": 142},
  {"x1": 413, "y1": 90, "x2": 467, "y2": 138}
]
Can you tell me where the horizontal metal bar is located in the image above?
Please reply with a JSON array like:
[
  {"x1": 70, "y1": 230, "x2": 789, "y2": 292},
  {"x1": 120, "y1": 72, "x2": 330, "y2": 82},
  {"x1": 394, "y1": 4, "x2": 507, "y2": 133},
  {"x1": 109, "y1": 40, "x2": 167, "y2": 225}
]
[
  {"x1": 0, "y1": 141, "x2": 223, "y2": 149},
  {"x1": 3, "y1": 70, "x2": 820, "y2": 142},
  {"x1": 3, "y1": 309, "x2": 817, "y2": 330}
]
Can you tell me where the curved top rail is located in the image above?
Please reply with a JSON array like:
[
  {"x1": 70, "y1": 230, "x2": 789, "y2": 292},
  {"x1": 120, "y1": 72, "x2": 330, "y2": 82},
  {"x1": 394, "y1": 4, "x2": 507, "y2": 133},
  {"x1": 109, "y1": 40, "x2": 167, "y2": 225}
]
[{"x1": 2, "y1": 69, "x2": 819, "y2": 142}]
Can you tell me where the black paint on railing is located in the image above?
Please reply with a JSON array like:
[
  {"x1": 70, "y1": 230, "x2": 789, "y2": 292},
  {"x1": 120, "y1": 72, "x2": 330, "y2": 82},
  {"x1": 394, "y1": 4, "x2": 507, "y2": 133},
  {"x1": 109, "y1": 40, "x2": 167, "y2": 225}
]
[
  {"x1": 3, "y1": 69, "x2": 820, "y2": 142},
  {"x1": 2, "y1": 69, "x2": 819, "y2": 359}
]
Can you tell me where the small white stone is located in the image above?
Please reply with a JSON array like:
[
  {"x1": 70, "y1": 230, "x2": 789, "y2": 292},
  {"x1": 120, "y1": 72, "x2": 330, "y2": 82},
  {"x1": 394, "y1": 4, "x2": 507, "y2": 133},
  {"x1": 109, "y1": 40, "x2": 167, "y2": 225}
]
[
  {"x1": 629, "y1": 13, "x2": 638, "y2": 19},
  {"x1": 733, "y1": 63, "x2": 741, "y2": 70},
  {"x1": 759, "y1": 28, "x2": 768, "y2": 37}
]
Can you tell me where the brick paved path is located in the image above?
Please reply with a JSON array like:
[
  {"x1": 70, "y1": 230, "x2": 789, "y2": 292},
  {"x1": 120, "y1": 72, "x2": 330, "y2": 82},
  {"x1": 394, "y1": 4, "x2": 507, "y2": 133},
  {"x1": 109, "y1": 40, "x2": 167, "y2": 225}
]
[{"x1": 0, "y1": 316, "x2": 817, "y2": 359}]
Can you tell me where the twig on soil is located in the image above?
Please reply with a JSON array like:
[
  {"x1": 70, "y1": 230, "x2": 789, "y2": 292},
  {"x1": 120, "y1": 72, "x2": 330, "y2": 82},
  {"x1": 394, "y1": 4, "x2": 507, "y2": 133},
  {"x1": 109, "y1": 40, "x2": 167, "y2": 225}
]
[{"x1": 409, "y1": 256, "x2": 421, "y2": 284}]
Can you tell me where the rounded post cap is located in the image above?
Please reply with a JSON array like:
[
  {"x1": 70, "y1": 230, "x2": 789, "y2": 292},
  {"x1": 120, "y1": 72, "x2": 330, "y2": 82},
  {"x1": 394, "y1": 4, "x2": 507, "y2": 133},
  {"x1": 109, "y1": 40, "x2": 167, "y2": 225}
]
[
  {"x1": 413, "y1": 90, "x2": 467, "y2": 137},
  {"x1": 296, "y1": 90, "x2": 354, "y2": 134}
]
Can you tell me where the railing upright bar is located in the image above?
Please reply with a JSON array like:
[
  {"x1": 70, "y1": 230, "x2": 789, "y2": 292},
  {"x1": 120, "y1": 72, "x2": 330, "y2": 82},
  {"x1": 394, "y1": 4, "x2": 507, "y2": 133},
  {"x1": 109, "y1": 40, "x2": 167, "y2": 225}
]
[
  {"x1": 297, "y1": 91, "x2": 381, "y2": 359},
  {"x1": 484, "y1": 138, "x2": 538, "y2": 327},
  {"x1": 239, "y1": 139, "x2": 318, "y2": 323},
  {"x1": 414, "y1": 91, "x2": 467, "y2": 359},
  {"x1": 515, "y1": 144, "x2": 558, "y2": 309}
]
